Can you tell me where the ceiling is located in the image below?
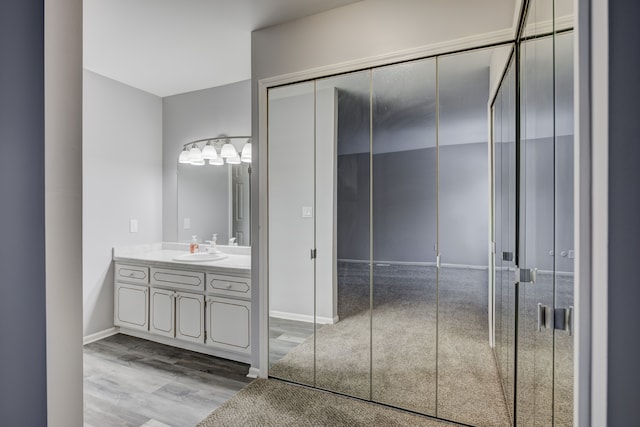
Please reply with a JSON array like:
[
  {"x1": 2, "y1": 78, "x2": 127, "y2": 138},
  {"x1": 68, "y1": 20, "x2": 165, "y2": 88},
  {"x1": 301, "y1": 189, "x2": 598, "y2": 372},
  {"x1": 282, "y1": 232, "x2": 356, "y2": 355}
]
[{"x1": 84, "y1": 0, "x2": 363, "y2": 97}]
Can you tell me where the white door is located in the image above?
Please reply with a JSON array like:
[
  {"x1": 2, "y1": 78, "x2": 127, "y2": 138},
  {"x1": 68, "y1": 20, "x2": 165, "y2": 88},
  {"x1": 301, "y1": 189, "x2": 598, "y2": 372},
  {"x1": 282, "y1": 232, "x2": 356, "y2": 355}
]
[
  {"x1": 149, "y1": 287, "x2": 175, "y2": 337},
  {"x1": 206, "y1": 296, "x2": 251, "y2": 354},
  {"x1": 175, "y1": 292, "x2": 205, "y2": 344},
  {"x1": 114, "y1": 282, "x2": 149, "y2": 331}
]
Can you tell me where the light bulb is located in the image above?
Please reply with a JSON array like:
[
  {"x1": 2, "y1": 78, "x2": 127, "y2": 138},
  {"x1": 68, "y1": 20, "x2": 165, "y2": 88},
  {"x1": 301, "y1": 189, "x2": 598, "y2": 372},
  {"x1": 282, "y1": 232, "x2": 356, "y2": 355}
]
[
  {"x1": 226, "y1": 155, "x2": 241, "y2": 165},
  {"x1": 240, "y1": 140, "x2": 252, "y2": 163},
  {"x1": 178, "y1": 148, "x2": 190, "y2": 164},
  {"x1": 220, "y1": 141, "x2": 237, "y2": 158},
  {"x1": 188, "y1": 145, "x2": 203, "y2": 163},
  {"x1": 201, "y1": 143, "x2": 218, "y2": 160}
]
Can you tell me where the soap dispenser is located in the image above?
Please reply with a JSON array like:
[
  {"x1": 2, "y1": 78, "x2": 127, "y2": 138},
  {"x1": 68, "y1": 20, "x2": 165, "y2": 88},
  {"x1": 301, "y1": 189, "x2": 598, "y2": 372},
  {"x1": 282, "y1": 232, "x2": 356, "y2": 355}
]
[
  {"x1": 206, "y1": 234, "x2": 220, "y2": 254},
  {"x1": 189, "y1": 235, "x2": 199, "y2": 254}
]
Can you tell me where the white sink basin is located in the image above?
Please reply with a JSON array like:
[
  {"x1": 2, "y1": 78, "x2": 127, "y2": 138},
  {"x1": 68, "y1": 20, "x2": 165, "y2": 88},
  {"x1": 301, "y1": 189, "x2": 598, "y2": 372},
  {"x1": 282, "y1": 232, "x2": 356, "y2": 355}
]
[{"x1": 173, "y1": 252, "x2": 227, "y2": 262}]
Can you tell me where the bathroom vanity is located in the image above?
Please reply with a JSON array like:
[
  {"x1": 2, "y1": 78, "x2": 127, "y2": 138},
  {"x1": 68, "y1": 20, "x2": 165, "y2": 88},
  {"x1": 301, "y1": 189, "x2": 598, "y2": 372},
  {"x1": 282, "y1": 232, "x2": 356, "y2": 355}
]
[{"x1": 112, "y1": 243, "x2": 253, "y2": 371}]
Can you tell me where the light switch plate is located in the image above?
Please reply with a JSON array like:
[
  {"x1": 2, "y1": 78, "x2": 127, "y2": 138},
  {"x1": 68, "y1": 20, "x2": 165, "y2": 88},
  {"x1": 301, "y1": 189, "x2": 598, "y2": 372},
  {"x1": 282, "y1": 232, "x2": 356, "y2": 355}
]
[
  {"x1": 302, "y1": 206, "x2": 313, "y2": 218},
  {"x1": 183, "y1": 218, "x2": 191, "y2": 229},
  {"x1": 129, "y1": 219, "x2": 138, "y2": 233}
]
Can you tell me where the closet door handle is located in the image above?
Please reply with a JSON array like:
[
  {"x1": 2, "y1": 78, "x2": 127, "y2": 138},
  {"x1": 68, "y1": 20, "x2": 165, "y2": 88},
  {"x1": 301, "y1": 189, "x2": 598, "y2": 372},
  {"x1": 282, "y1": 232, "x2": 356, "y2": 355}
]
[{"x1": 537, "y1": 303, "x2": 548, "y2": 332}]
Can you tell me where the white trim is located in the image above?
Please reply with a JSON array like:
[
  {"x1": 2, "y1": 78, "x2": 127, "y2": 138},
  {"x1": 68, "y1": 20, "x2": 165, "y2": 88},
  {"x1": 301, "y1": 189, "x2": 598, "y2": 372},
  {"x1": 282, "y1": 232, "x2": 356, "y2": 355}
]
[
  {"x1": 247, "y1": 366, "x2": 260, "y2": 378},
  {"x1": 590, "y1": 0, "x2": 608, "y2": 424},
  {"x1": 269, "y1": 310, "x2": 338, "y2": 325},
  {"x1": 259, "y1": 28, "x2": 514, "y2": 90},
  {"x1": 83, "y1": 327, "x2": 119, "y2": 345},
  {"x1": 337, "y1": 258, "x2": 488, "y2": 270},
  {"x1": 258, "y1": 79, "x2": 270, "y2": 379}
]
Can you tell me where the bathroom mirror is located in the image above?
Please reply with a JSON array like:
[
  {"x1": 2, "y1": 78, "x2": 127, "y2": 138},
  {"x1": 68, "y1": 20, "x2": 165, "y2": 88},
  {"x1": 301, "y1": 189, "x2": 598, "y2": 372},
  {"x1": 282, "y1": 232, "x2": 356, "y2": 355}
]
[{"x1": 177, "y1": 160, "x2": 251, "y2": 246}]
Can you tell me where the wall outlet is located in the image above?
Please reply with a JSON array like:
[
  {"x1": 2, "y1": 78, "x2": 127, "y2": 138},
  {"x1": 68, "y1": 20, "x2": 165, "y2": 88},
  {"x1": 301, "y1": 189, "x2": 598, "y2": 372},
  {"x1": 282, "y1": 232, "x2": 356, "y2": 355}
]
[
  {"x1": 129, "y1": 219, "x2": 138, "y2": 233},
  {"x1": 183, "y1": 218, "x2": 191, "y2": 229}
]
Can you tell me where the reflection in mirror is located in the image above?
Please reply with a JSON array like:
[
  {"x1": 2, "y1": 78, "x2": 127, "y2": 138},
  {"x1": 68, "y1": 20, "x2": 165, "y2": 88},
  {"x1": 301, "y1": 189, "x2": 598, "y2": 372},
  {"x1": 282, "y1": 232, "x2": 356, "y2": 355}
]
[
  {"x1": 494, "y1": 54, "x2": 517, "y2": 424},
  {"x1": 267, "y1": 81, "x2": 316, "y2": 387},
  {"x1": 437, "y1": 45, "x2": 513, "y2": 426},
  {"x1": 371, "y1": 58, "x2": 437, "y2": 415},
  {"x1": 518, "y1": 33, "x2": 556, "y2": 426},
  {"x1": 177, "y1": 160, "x2": 251, "y2": 246},
  {"x1": 315, "y1": 70, "x2": 371, "y2": 399},
  {"x1": 553, "y1": 30, "x2": 574, "y2": 427}
]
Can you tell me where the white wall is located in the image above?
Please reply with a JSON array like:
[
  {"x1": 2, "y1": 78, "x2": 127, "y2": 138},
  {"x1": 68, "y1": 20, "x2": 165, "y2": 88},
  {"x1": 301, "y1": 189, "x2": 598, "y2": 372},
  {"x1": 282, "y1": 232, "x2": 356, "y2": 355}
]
[
  {"x1": 268, "y1": 86, "x2": 337, "y2": 324},
  {"x1": 162, "y1": 80, "x2": 251, "y2": 242},
  {"x1": 46, "y1": 0, "x2": 84, "y2": 424},
  {"x1": 83, "y1": 70, "x2": 163, "y2": 338}
]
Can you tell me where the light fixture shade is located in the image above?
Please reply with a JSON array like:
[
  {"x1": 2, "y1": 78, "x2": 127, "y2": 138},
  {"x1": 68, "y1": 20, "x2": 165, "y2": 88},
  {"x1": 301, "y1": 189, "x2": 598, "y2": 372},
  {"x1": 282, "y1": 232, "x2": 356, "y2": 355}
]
[
  {"x1": 240, "y1": 140, "x2": 252, "y2": 163},
  {"x1": 188, "y1": 145, "x2": 203, "y2": 163},
  {"x1": 226, "y1": 155, "x2": 241, "y2": 165},
  {"x1": 191, "y1": 158, "x2": 205, "y2": 166},
  {"x1": 178, "y1": 149, "x2": 190, "y2": 164},
  {"x1": 201, "y1": 143, "x2": 218, "y2": 160},
  {"x1": 220, "y1": 141, "x2": 237, "y2": 158},
  {"x1": 209, "y1": 157, "x2": 224, "y2": 166}
]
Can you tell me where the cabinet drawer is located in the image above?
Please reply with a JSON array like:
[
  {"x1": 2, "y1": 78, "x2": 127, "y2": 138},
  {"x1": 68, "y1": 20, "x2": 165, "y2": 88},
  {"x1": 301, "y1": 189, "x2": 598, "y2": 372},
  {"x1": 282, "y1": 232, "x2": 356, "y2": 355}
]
[
  {"x1": 206, "y1": 273, "x2": 251, "y2": 299},
  {"x1": 115, "y1": 263, "x2": 149, "y2": 284},
  {"x1": 150, "y1": 267, "x2": 205, "y2": 292}
]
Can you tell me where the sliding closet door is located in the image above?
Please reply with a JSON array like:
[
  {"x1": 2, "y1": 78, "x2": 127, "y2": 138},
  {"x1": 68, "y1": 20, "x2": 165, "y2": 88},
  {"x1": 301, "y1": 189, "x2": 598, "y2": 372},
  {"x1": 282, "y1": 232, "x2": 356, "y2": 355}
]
[
  {"x1": 314, "y1": 71, "x2": 372, "y2": 399},
  {"x1": 493, "y1": 57, "x2": 517, "y2": 424},
  {"x1": 267, "y1": 82, "x2": 316, "y2": 386},
  {"x1": 517, "y1": 32, "x2": 556, "y2": 427},
  {"x1": 553, "y1": 30, "x2": 575, "y2": 426},
  {"x1": 438, "y1": 47, "x2": 511, "y2": 426},
  {"x1": 370, "y1": 58, "x2": 437, "y2": 415}
]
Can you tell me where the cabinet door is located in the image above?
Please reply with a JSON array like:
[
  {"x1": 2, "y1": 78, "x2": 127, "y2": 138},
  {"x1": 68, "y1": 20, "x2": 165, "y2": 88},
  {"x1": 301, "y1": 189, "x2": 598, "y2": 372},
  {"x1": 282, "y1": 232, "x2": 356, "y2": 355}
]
[
  {"x1": 206, "y1": 296, "x2": 251, "y2": 354},
  {"x1": 114, "y1": 282, "x2": 149, "y2": 331},
  {"x1": 150, "y1": 287, "x2": 175, "y2": 337},
  {"x1": 175, "y1": 292, "x2": 205, "y2": 344}
]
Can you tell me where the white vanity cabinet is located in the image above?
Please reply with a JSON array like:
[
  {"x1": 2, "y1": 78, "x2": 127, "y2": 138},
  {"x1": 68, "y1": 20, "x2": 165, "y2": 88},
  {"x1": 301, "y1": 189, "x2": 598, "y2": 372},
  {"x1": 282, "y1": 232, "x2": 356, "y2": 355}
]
[
  {"x1": 149, "y1": 287, "x2": 175, "y2": 337},
  {"x1": 114, "y1": 264, "x2": 150, "y2": 331},
  {"x1": 206, "y1": 296, "x2": 251, "y2": 354},
  {"x1": 175, "y1": 291, "x2": 205, "y2": 344},
  {"x1": 113, "y1": 256, "x2": 251, "y2": 367}
]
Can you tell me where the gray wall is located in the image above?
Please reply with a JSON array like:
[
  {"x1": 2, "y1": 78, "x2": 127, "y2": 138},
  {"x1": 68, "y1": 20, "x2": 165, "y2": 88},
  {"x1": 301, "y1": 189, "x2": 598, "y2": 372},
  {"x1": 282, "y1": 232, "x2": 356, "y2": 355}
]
[
  {"x1": 608, "y1": 1, "x2": 640, "y2": 423},
  {"x1": 0, "y1": 2, "x2": 47, "y2": 424},
  {"x1": 83, "y1": 70, "x2": 163, "y2": 338},
  {"x1": 1, "y1": 0, "x2": 83, "y2": 424},
  {"x1": 163, "y1": 80, "x2": 251, "y2": 242},
  {"x1": 338, "y1": 143, "x2": 489, "y2": 266}
]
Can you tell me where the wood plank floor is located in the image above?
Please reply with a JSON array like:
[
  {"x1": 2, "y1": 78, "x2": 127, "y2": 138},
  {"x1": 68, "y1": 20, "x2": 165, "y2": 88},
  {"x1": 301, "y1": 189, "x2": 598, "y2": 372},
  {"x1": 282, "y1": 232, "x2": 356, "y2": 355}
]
[{"x1": 84, "y1": 334, "x2": 252, "y2": 427}]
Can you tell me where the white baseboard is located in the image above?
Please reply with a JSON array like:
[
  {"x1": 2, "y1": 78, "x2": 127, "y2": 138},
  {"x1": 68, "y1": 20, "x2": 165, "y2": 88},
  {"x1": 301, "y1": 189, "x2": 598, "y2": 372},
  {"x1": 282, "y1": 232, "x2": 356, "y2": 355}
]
[
  {"x1": 269, "y1": 310, "x2": 338, "y2": 325},
  {"x1": 338, "y1": 259, "x2": 489, "y2": 270},
  {"x1": 83, "y1": 327, "x2": 119, "y2": 345},
  {"x1": 247, "y1": 366, "x2": 260, "y2": 378}
]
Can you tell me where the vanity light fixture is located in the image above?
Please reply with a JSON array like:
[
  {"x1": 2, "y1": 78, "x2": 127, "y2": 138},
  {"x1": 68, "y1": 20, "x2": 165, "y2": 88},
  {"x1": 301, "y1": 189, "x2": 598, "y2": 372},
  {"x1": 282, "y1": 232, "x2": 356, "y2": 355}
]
[
  {"x1": 220, "y1": 139, "x2": 238, "y2": 158},
  {"x1": 240, "y1": 139, "x2": 252, "y2": 163},
  {"x1": 178, "y1": 147, "x2": 190, "y2": 164},
  {"x1": 201, "y1": 141, "x2": 218, "y2": 160},
  {"x1": 179, "y1": 136, "x2": 252, "y2": 166},
  {"x1": 226, "y1": 154, "x2": 241, "y2": 165},
  {"x1": 188, "y1": 143, "x2": 203, "y2": 164}
]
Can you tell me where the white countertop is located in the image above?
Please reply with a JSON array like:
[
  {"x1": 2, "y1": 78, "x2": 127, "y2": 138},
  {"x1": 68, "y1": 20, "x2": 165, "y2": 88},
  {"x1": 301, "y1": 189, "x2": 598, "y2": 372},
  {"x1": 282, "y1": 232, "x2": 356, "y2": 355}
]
[{"x1": 113, "y1": 243, "x2": 251, "y2": 272}]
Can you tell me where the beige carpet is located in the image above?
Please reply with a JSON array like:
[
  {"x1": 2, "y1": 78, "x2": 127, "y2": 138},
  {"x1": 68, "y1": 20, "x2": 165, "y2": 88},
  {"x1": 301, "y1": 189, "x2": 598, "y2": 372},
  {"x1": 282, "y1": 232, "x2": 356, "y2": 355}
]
[
  {"x1": 197, "y1": 378, "x2": 460, "y2": 427},
  {"x1": 270, "y1": 265, "x2": 511, "y2": 427}
]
